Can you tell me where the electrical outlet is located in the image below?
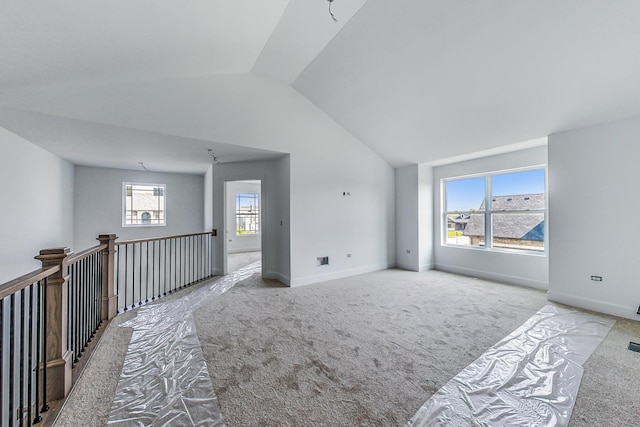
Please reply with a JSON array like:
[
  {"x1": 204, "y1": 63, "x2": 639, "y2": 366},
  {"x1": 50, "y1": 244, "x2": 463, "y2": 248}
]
[
  {"x1": 590, "y1": 275, "x2": 603, "y2": 282},
  {"x1": 317, "y1": 256, "x2": 329, "y2": 266}
]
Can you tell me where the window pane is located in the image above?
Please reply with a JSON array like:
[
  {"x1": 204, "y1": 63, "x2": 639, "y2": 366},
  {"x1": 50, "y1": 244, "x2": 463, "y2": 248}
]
[
  {"x1": 445, "y1": 177, "x2": 486, "y2": 212},
  {"x1": 491, "y1": 213, "x2": 544, "y2": 251},
  {"x1": 446, "y1": 213, "x2": 485, "y2": 247},
  {"x1": 236, "y1": 193, "x2": 260, "y2": 235},
  {"x1": 124, "y1": 183, "x2": 165, "y2": 226},
  {"x1": 492, "y1": 169, "x2": 545, "y2": 210}
]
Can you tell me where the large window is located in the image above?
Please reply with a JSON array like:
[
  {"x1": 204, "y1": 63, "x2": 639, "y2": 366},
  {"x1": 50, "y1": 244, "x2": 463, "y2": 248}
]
[
  {"x1": 123, "y1": 183, "x2": 166, "y2": 227},
  {"x1": 236, "y1": 192, "x2": 260, "y2": 235},
  {"x1": 443, "y1": 168, "x2": 545, "y2": 252}
]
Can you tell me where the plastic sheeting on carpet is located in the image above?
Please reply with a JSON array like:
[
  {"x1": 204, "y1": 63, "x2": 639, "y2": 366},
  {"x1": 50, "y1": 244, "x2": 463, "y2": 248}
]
[
  {"x1": 107, "y1": 262, "x2": 261, "y2": 426},
  {"x1": 408, "y1": 305, "x2": 615, "y2": 427}
]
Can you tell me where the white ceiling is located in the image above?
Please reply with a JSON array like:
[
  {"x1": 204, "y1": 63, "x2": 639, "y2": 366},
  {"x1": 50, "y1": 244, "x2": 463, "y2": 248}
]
[{"x1": 2, "y1": 0, "x2": 640, "y2": 171}]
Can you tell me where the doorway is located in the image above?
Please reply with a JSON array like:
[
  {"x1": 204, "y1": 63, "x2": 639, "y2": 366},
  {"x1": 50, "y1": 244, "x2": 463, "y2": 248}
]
[{"x1": 225, "y1": 180, "x2": 262, "y2": 273}]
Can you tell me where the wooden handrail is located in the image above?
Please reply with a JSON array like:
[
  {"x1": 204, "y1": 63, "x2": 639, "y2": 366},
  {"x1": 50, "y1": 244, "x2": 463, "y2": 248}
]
[
  {"x1": 116, "y1": 230, "x2": 216, "y2": 246},
  {"x1": 68, "y1": 243, "x2": 108, "y2": 265},
  {"x1": 0, "y1": 265, "x2": 60, "y2": 300}
]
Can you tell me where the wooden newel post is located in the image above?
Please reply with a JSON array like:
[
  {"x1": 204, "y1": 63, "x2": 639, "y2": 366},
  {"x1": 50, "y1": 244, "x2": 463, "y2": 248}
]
[
  {"x1": 98, "y1": 234, "x2": 118, "y2": 321},
  {"x1": 35, "y1": 247, "x2": 73, "y2": 401}
]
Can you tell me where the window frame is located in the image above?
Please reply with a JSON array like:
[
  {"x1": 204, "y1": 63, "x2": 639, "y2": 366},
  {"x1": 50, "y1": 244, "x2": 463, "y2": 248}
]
[
  {"x1": 122, "y1": 182, "x2": 167, "y2": 228},
  {"x1": 441, "y1": 166, "x2": 547, "y2": 255}
]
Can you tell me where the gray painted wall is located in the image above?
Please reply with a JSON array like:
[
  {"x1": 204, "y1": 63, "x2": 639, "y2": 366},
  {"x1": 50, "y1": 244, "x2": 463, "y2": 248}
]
[
  {"x1": 0, "y1": 128, "x2": 74, "y2": 283},
  {"x1": 74, "y1": 166, "x2": 205, "y2": 249},
  {"x1": 548, "y1": 117, "x2": 640, "y2": 320},
  {"x1": 433, "y1": 145, "x2": 549, "y2": 289}
]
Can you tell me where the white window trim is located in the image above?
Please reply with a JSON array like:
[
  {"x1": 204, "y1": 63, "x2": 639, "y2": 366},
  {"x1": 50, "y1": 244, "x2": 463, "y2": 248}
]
[
  {"x1": 441, "y1": 165, "x2": 547, "y2": 255},
  {"x1": 122, "y1": 182, "x2": 167, "y2": 228}
]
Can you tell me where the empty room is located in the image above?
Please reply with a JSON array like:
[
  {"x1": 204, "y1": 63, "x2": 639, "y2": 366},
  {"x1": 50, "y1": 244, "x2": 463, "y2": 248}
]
[{"x1": 1, "y1": 1, "x2": 639, "y2": 426}]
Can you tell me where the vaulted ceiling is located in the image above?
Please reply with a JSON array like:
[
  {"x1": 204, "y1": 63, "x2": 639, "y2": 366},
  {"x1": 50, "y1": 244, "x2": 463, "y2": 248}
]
[{"x1": 2, "y1": 1, "x2": 640, "y2": 172}]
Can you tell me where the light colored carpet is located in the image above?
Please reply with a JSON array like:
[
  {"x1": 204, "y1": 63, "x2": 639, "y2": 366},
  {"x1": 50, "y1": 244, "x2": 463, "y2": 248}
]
[
  {"x1": 54, "y1": 266, "x2": 640, "y2": 426},
  {"x1": 227, "y1": 251, "x2": 261, "y2": 273}
]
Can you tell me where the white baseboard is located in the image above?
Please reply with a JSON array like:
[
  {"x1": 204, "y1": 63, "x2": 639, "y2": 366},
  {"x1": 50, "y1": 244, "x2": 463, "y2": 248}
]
[
  {"x1": 395, "y1": 261, "x2": 418, "y2": 272},
  {"x1": 393, "y1": 262, "x2": 433, "y2": 272},
  {"x1": 262, "y1": 271, "x2": 290, "y2": 286},
  {"x1": 290, "y1": 263, "x2": 389, "y2": 287},
  {"x1": 419, "y1": 263, "x2": 434, "y2": 273},
  {"x1": 547, "y1": 291, "x2": 640, "y2": 321},
  {"x1": 436, "y1": 263, "x2": 548, "y2": 290}
]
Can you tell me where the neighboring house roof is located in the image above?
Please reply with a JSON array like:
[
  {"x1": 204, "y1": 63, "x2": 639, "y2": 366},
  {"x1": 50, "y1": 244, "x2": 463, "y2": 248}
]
[
  {"x1": 464, "y1": 194, "x2": 544, "y2": 240},
  {"x1": 478, "y1": 193, "x2": 545, "y2": 211},
  {"x1": 447, "y1": 214, "x2": 470, "y2": 225}
]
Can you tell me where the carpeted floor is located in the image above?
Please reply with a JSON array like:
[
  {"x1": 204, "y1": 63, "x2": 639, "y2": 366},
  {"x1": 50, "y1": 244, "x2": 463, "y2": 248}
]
[{"x1": 54, "y1": 259, "x2": 640, "y2": 426}]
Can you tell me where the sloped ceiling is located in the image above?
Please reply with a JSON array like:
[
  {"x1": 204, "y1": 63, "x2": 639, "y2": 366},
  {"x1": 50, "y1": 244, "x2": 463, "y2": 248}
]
[{"x1": 2, "y1": 0, "x2": 640, "y2": 172}]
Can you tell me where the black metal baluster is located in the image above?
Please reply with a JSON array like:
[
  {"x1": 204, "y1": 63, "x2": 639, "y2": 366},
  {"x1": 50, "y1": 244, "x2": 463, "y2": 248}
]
[
  {"x1": 73, "y1": 263, "x2": 79, "y2": 364},
  {"x1": 89, "y1": 254, "x2": 95, "y2": 340},
  {"x1": 138, "y1": 242, "x2": 143, "y2": 306},
  {"x1": 172, "y1": 238, "x2": 176, "y2": 293},
  {"x1": 97, "y1": 252, "x2": 103, "y2": 329},
  {"x1": 27, "y1": 285, "x2": 34, "y2": 426},
  {"x1": 145, "y1": 241, "x2": 150, "y2": 303},
  {"x1": 132, "y1": 243, "x2": 137, "y2": 308},
  {"x1": 80, "y1": 259, "x2": 86, "y2": 357},
  {"x1": 41, "y1": 278, "x2": 49, "y2": 415},
  {"x1": 151, "y1": 241, "x2": 156, "y2": 301},
  {"x1": 124, "y1": 245, "x2": 128, "y2": 311},
  {"x1": 19, "y1": 289, "x2": 26, "y2": 427},
  {"x1": 33, "y1": 281, "x2": 42, "y2": 424},
  {"x1": 9, "y1": 294, "x2": 15, "y2": 427},
  {"x1": 116, "y1": 245, "x2": 121, "y2": 312},
  {"x1": 181, "y1": 237, "x2": 185, "y2": 288},
  {"x1": 89, "y1": 255, "x2": 94, "y2": 337},
  {"x1": 156, "y1": 240, "x2": 160, "y2": 299},
  {"x1": 162, "y1": 239, "x2": 171, "y2": 296},
  {"x1": 71, "y1": 264, "x2": 77, "y2": 365}
]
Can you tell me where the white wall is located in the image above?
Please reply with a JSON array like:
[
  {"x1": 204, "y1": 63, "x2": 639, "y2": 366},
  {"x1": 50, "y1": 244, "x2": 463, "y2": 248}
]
[
  {"x1": 4, "y1": 73, "x2": 395, "y2": 287},
  {"x1": 212, "y1": 159, "x2": 289, "y2": 283},
  {"x1": 395, "y1": 166, "x2": 419, "y2": 270},
  {"x1": 0, "y1": 128, "x2": 74, "y2": 283},
  {"x1": 395, "y1": 164, "x2": 435, "y2": 272},
  {"x1": 418, "y1": 164, "x2": 434, "y2": 271},
  {"x1": 204, "y1": 164, "x2": 213, "y2": 231},
  {"x1": 74, "y1": 166, "x2": 205, "y2": 249},
  {"x1": 226, "y1": 180, "x2": 261, "y2": 253},
  {"x1": 276, "y1": 155, "x2": 291, "y2": 282},
  {"x1": 548, "y1": 117, "x2": 640, "y2": 320},
  {"x1": 433, "y1": 145, "x2": 549, "y2": 289}
]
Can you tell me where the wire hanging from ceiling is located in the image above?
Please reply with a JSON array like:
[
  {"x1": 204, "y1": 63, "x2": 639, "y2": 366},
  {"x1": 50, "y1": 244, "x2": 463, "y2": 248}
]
[
  {"x1": 208, "y1": 149, "x2": 221, "y2": 164},
  {"x1": 328, "y1": 0, "x2": 338, "y2": 22},
  {"x1": 138, "y1": 162, "x2": 150, "y2": 172}
]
